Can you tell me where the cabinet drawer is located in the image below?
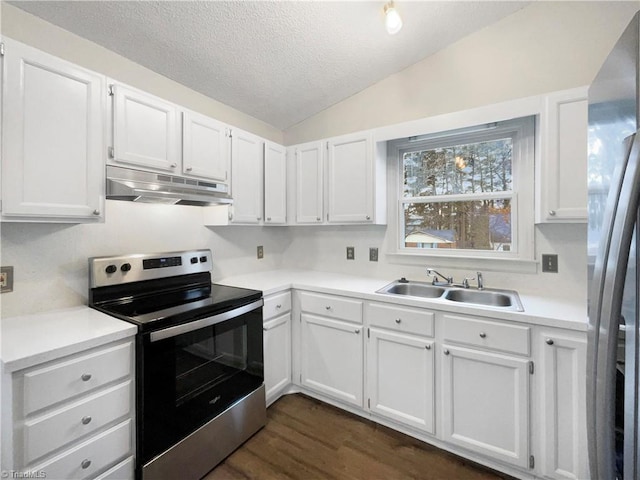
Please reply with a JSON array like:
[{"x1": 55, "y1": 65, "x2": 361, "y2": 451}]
[
  {"x1": 94, "y1": 456, "x2": 134, "y2": 480},
  {"x1": 22, "y1": 342, "x2": 132, "y2": 415},
  {"x1": 442, "y1": 315, "x2": 530, "y2": 356},
  {"x1": 263, "y1": 291, "x2": 292, "y2": 320},
  {"x1": 23, "y1": 381, "x2": 132, "y2": 464},
  {"x1": 31, "y1": 419, "x2": 132, "y2": 480},
  {"x1": 367, "y1": 303, "x2": 434, "y2": 337},
  {"x1": 299, "y1": 292, "x2": 362, "y2": 324}
]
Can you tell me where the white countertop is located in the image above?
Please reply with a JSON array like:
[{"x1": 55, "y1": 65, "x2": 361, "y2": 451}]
[
  {"x1": 219, "y1": 269, "x2": 588, "y2": 331},
  {"x1": 1, "y1": 306, "x2": 137, "y2": 373}
]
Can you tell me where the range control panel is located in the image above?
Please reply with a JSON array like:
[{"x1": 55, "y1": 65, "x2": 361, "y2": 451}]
[{"x1": 90, "y1": 250, "x2": 211, "y2": 288}]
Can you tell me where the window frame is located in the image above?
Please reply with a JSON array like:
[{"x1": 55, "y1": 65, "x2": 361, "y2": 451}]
[{"x1": 390, "y1": 116, "x2": 535, "y2": 261}]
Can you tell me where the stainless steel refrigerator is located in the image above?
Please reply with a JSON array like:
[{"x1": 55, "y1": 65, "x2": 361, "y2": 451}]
[{"x1": 587, "y1": 11, "x2": 640, "y2": 480}]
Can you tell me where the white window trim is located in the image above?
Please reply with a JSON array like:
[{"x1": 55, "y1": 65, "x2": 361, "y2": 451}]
[{"x1": 387, "y1": 116, "x2": 536, "y2": 264}]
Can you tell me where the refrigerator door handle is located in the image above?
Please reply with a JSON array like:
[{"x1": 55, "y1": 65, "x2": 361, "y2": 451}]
[{"x1": 588, "y1": 130, "x2": 640, "y2": 479}]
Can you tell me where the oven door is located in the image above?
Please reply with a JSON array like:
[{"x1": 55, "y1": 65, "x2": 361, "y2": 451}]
[{"x1": 140, "y1": 299, "x2": 264, "y2": 464}]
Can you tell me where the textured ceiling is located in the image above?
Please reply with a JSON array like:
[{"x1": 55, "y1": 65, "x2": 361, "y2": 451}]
[{"x1": 9, "y1": 1, "x2": 528, "y2": 130}]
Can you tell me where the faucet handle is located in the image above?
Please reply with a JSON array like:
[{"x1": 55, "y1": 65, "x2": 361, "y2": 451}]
[{"x1": 462, "y1": 276, "x2": 476, "y2": 289}]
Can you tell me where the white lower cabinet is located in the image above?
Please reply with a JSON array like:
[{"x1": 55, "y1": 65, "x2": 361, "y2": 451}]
[
  {"x1": 441, "y1": 345, "x2": 531, "y2": 469},
  {"x1": 4, "y1": 339, "x2": 135, "y2": 479},
  {"x1": 299, "y1": 292, "x2": 364, "y2": 407},
  {"x1": 263, "y1": 291, "x2": 293, "y2": 405},
  {"x1": 537, "y1": 329, "x2": 589, "y2": 480},
  {"x1": 367, "y1": 328, "x2": 435, "y2": 433}
]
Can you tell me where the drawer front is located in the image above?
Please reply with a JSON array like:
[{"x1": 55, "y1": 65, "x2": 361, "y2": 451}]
[
  {"x1": 442, "y1": 315, "x2": 530, "y2": 356},
  {"x1": 367, "y1": 302, "x2": 434, "y2": 337},
  {"x1": 23, "y1": 342, "x2": 132, "y2": 415},
  {"x1": 299, "y1": 291, "x2": 362, "y2": 324},
  {"x1": 24, "y1": 381, "x2": 132, "y2": 464},
  {"x1": 263, "y1": 291, "x2": 292, "y2": 320},
  {"x1": 94, "y1": 456, "x2": 134, "y2": 480},
  {"x1": 31, "y1": 419, "x2": 132, "y2": 480}
]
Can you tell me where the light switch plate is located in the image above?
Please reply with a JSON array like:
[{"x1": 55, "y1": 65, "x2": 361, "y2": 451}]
[
  {"x1": 369, "y1": 248, "x2": 378, "y2": 262},
  {"x1": 257, "y1": 246, "x2": 264, "y2": 259},
  {"x1": 541, "y1": 254, "x2": 558, "y2": 273},
  {"x1": 1, "y1": 266, "x2": 14, "y2": 293}
]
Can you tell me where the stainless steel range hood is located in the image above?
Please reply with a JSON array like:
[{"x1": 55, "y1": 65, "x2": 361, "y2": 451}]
[{"x1": 106, "y1": 165, "x2": 232, "y2": 206}]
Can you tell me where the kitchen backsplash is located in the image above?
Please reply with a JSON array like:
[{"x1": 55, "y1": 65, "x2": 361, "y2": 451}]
[{"x1": 0, "y1": 201, "x2": 586, "y2": 318}]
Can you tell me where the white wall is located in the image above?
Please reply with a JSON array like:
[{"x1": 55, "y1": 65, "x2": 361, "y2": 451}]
[
  {"x1": 284, "y1": 1, "x2": 639, "y2": 144},
  {"x1": 0, "y1": 201, "x2": 290, "y2": 317}
]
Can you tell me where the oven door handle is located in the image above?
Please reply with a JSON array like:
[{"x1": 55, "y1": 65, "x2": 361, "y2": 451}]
[{"x1": 149, "y1": 299, "x2": 264, "y2": 342}]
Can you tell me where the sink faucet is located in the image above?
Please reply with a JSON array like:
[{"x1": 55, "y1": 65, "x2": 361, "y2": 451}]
[
  {"x1": 426, "y1": 268, "x2": 452, "y2": 286},
  {"x1": 477, "y1": 271, "x2": 484, "y2": 290}
]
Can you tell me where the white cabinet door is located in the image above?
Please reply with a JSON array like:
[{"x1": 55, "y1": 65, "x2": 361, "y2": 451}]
[
  {"x1": 327, "y1": 132, "x2": 373, "y2": 224},
  {"x1": 537, "y1": 87, "x2": 588, "y2": 223},
  {"x1": 367, "y1": 328, "x2": 435, "y2": 434},
  {"x1": 300, "y1": 313, "x2": 363, "y2": 407},
  {"x1": 182, "y1": 110, "x2": 229, "y2": 182},
  {"x1": 294, "y1": 142, "x2": 324, "y2": 224},
  {"x1": 264, "y1": 142, "x2": 287, "y2": 224},
  {"x1": 2, "y1": 39, "x2": 105, "y2": 220},
  {"x1": 441, "y1": 345, "x2": 530, "y2": 469},
  {"x1": 112, "y1": 83, "x2": 180, "y2": 173},
  {"x1": 263, "y1": 313, "x2": 291, "y2": 405},
  {"x1": 230, "y1": 129, "x2": 263, "y2": 224},
  {"x1": 538, "y1": 330, "x2": 589, "y2": 480}
]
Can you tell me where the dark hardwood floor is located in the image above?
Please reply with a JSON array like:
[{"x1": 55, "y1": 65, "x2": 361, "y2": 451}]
[{"x1": 203, "y1": 394, "x2": 514, "y2": 480}]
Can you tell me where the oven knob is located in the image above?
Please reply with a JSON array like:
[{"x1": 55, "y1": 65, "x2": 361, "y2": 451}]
[
  {"x1": 190, "y1": 257, "x2": 198, "y2": 264},
  {"x1": 105, "y1": 265, "x2": 117, "y2": 274},
  {"x1": 121, "y1": 263, "x2": 132, "y2": 272},
  {"x1": 199, "y1": 256, "x2": 207, "y2": 263}
]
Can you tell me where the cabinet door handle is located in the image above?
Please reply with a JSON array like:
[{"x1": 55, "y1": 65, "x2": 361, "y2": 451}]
[
  {"x1": 276, "y1": 304, "x2": 282, "y2": 309},
  {"x1": 81, "y1": 416, "x2": 92, "y2": 425},
  {"x1": 355, "y1": 329, "x2": 361, "y2": 334},
  {"x1": 186, "y1": 166, "x2": 193, "y2": 172},
  {"x1": 395, "y1": 318, "x2": 401, "y2": 324},
  {"x1": 81, "y1": 459, "x2": 92, "y2": 470},
  {"x1": 325, "y1": 306, "x2": 331, "y2": 310},
  {"x1": 316, "y1": 217, "x2": 321, "y2": 222},
  {"x1": 479, "y1": 332, "x2": 487, "y2": 338},
  {"x1": 170, "y1": 163, "x2": 177, "y2": 168},
  {"x1": 545, "y1": 338, "x2": 554, "y2": 345},
  {"x1": 425, "y1": 344, "x2": 431, "y2": 350},
  {"x1": 81, "y1": 373, "x2": 92, "y2": 382},
  {"x1": 92, "y1": 209, "x2": 100, "y2": 216},
  {"x1": 443, "y1": 349, "x2": 450, "y2": 355},
  {"x1": 366, "y1": 215, "x2": 371, "y2": 220},
  {"x1": 549, "y1": 210, "x2": 557, "y2": 216},
  {"x1": 257, "y1": 217, "x2": 262, "y2": 221},
  {"x1": 267, "y1": 217, "x2": 272, "y2": 221}
]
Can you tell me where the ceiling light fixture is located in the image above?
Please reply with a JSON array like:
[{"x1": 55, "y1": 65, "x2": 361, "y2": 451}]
[{"x1": 384, "y1": 2, "x2": 403, "y2": 35}]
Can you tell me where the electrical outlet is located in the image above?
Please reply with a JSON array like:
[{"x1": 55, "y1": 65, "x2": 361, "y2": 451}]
[
  {"x1": 369, "y1": 247, "x2": 378, "y2": 262},
  {"x1": 541, "y1": 254, "x2": 558, "y2": 273},
  {"x1": 257, "y1": 246, "x2": 264, "y2": 259},
  {"x1": 346, "y1": 246, "x2": 355, "y2": 260},
  {"x1": 1, "y1": 266, "x2": 14, "y2": 293}
]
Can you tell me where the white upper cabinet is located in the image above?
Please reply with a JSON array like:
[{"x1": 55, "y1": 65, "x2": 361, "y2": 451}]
[
  {"x1": 182, "y1": 110, "x2": 229, "y2": 182},
  {"x1": 294, "y1": 141, "x2": 324, "y2": 224},
  {"x1": 537, "y1": 87, "x2": 588, "y2": 223},
  {"x1": 111, "y1": 83, "x2": 180, "y2": 173},
  {"x1": 230, "y1": 128, "x2": 264, "y2": 224},
  {"x1": 2, "y1": 39, "x2": 105, "y2": 221},
  {"x1": 264, "y1": 142, "x2": 287, "y2": 224},
  {"x1": 327, "y1": 132, "x2": 373, "y2": 223}
]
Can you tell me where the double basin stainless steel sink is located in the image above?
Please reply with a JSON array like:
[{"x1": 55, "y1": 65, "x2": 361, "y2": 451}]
[{"x1": 376, "y1": 279, "x2": 524, "y2": 312}]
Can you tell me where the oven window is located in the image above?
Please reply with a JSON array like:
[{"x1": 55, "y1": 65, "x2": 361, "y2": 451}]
[{"x1": 142, "y1": 306, "x2": 263, "y2": 463}]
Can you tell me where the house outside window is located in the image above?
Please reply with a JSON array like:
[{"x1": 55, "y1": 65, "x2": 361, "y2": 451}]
[{"x1": 392, "y1": 117, "x2": 535, "y2": 260}]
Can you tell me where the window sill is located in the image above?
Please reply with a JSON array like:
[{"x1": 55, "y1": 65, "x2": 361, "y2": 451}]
[{"x1": 386, "y1": 252, "x2": 539, "y2": 274}]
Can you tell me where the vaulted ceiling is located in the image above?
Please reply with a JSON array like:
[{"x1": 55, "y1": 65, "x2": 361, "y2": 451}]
[{"x1": 9, "y1": 1, "x2": 528, "y2": 130}]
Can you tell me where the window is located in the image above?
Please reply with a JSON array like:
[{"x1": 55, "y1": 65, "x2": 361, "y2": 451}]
[{"x1": 393, "y1": 117, "x2": 535, "y2": 259}]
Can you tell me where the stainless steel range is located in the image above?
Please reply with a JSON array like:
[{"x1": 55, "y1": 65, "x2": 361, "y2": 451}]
[{"x1": 88, "y1": 249, "x2": 266, "y2": 480}]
